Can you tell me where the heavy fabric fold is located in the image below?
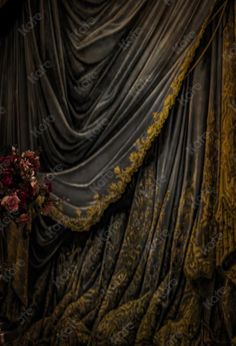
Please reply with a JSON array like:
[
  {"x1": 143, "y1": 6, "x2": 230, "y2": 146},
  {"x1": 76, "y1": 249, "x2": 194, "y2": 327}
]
[
  {"x1": 0, "y1": 0, "x2": 220, "y2": 232},
  {"x1": 1, "y1": 1, "x2": 236, "y2": 344}
]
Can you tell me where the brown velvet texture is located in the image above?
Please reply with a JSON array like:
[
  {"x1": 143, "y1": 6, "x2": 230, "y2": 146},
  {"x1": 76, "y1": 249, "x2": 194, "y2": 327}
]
[
  {"x1": 0, "y1": 0, "x2": 217, "y2": 230},
  {"x1": 0, "y1": 0, "x2": 236, "y2": 345}
]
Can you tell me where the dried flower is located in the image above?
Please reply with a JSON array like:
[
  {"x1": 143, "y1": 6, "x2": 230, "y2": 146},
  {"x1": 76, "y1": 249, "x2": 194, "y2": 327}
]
[{"x1": 1, "y1": 193, "x2": 20, "y2": 212}]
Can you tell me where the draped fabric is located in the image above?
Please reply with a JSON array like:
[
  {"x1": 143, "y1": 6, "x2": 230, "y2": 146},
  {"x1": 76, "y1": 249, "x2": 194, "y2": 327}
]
[
  {"x1": 0, "y1": 0, "x2": 218, "y2": 231},
  {"x1": 1, "y1": 0, "x2": 236, "y2": 345}
]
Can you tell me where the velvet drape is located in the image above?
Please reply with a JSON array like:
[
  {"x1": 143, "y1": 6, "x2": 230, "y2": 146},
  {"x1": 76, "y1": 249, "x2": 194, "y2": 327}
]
[
  {"x1": 0, "y1": 0, "x2": 236, "y2": 345},
  {"x1": 0, "y1": 0, "x2": 219, "y2": 231}
]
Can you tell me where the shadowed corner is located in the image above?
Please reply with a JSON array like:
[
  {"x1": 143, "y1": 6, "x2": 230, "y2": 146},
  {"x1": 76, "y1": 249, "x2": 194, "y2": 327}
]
[
  {"x1": 0, "y1": 0, "x2": 24, "y2": 345},
  {"x1": 0, "y1": 0, "x2": 25, "y2": 38}
]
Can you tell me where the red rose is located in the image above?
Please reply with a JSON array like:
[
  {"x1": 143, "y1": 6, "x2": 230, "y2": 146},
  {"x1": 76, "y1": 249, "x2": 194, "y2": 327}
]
[
  {"x1": 1, "y1": 173, "x2": 13, "y2": 187},
  {"x1": 22, "y1": 151, "x2": 35, "y2": 160},
  {"x1": 1, "y1": 193, "x2": 20, "y2": 212}
]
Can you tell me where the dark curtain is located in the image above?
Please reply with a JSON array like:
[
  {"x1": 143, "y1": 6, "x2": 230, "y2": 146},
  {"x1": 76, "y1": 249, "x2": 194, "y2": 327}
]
[
  {"x1": 0, "y1": 0, "x2": 218, "y2": 230},
  {"x1": 0, "y1": 0, "x2": 236, "y2": 345}
]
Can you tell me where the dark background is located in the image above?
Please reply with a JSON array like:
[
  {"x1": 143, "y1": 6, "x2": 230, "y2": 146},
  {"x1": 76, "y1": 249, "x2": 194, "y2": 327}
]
[{"x1": 0, "y1": 0, "x2": 24, "y2": 38}]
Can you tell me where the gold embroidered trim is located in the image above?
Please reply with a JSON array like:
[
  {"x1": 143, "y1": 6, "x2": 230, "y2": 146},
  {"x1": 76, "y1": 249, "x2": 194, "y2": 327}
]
[
  {"x1": 215, "y1": 0, "x2": 236, "y2": 266},
  {"x1": 45, "y1": 8, "x2": 215, "y2": 232}
]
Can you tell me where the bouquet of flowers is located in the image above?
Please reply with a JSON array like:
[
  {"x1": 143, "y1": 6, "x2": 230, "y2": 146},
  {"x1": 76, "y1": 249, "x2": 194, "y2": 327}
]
[{"x1": 0, "y1": 147, "x2": 51, "y2": 228}]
